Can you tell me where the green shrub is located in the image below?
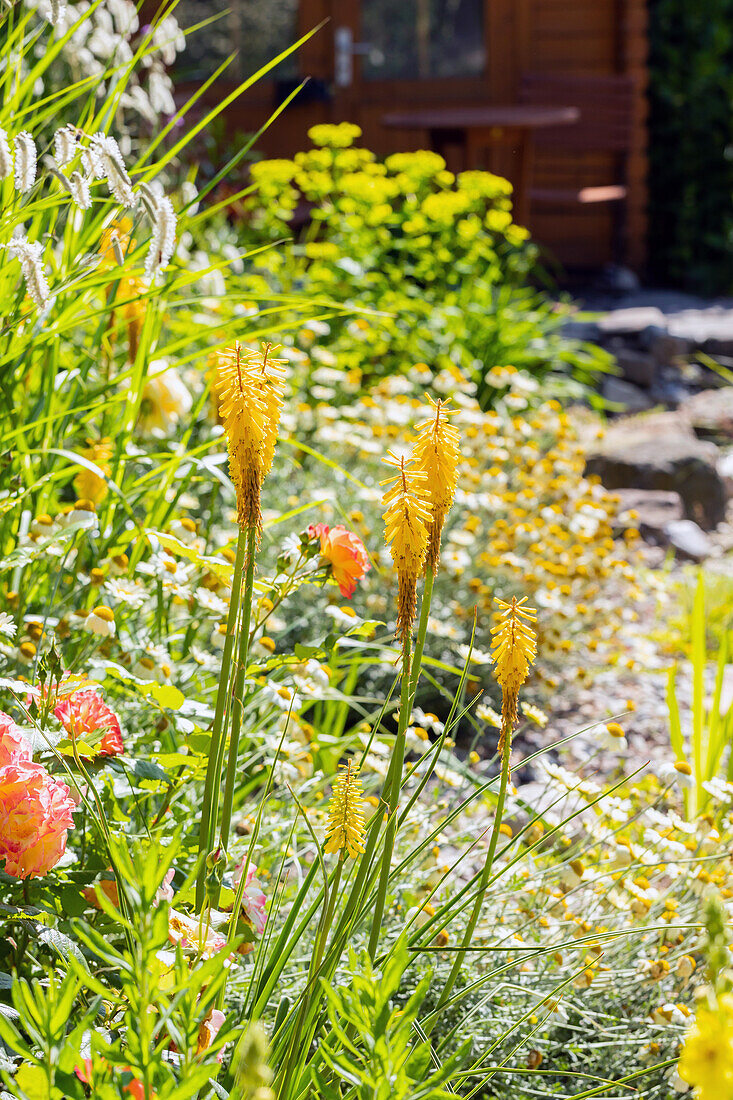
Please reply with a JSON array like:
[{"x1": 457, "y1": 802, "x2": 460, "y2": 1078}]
[
  {"x1": 647, "y1": 0, "x2": 733, "y2": 293},
  {"x1": 241, "y1": 125, "x2": 611, "y2": 405}
]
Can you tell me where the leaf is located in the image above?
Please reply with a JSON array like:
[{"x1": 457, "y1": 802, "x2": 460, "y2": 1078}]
[
  {"x1": 0, "y1": 522, "x2": 90, "y2": 574},
  {"x1": 147, "y1": 530, "x2": 233, "y2": 583},
  {"x1": 207, "y1": 1081, "x2": 230, "y2": 1099},
  {"x1": 37, "y1": 927, "x2": 85, "y2": 962},
  {"x1": 128, "y1": 758, "x2": 170, "y2": 783},
  {"x1": 666, "y1": 666, "x2": 685, "y2": 761},
  {"x1": 60, "y1": 887, "x2": 89, "y2": 918},
  {"x1": 14, "y1": 1064, "x2": 50, "y2": 1100},
  {"x1": 141, "y1": 682, "x2": 186, "y2": 710}
]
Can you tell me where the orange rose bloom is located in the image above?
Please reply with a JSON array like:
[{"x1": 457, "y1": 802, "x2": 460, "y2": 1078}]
[
  {"x1": 0, "y1": 761, "x2": 75, "y2": 878},
  {"x1": 310, "y1": 523, "x2": 370, "y2": 598}
]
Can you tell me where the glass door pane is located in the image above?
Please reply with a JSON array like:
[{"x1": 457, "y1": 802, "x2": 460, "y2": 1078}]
[
  {"x1": 173, "y1": 0, "x2": 299, "y2": 82},
  {"x1": 361, "y1": 0, "x2": 485, "y2": 80}
]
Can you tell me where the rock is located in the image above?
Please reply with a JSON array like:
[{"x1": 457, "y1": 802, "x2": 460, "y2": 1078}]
[
  {"x1": 679, "y1": 388, "x2": 733, "y2": 442},
  {"x1": 561, "y1": 319, "x2": 601, "y2": 342},
  {"x1": 718, "y1": 451, "x2": 733, "y2": 499},
  {"x1": 667, "y1": 309, "x2": 733, "y2": 354},
  {"x1": 586, "y1": 413, "x2": 726, "y2": 529},
  {"x1": 613, "y1": 488, "x2": 683, "y2": 542},
  {"x1": 643, "y1": 330, "x2": 692, "y2": 365},
  {"x1": 649, "y1": 370, "x2": 695, "y2": 408},
  {"x1": 598, "y1": 307, "x2": 667, "y2": 337},
  {"x1": 614, "y1": 348, "x2": 657, "y2": 388},
  {"x1": 664, "y1": 519, "x2": 713, "y2": 562},
  {"x1": 602, "y1": 377, "x2": 654, "y2": 413}
]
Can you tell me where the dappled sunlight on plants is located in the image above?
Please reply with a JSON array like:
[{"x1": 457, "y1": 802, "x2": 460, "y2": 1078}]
[{"x1": 0, "y1": 4, "x2": 731, "y2": 1100}]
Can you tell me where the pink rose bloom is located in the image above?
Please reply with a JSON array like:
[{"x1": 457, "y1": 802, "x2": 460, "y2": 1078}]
[
  {"x1": 308, "y1": 523, "x2": 370, "y2": 599},
  {"x1": 0, "y1": 760, "x2": 75, "y2": 878},
  {"x1": 0, "y1": 712, "x2": 32, "y2": 767},
  {"x1": 156, "y1": 867, "x2": 175, "y2": 904},
  {"x1": 54, "y1": 689, "x2": 124, "y2": 756},
  {"x1": 233, "y1": 859, "x2": 267, "y2": 935},
  {"x1": 196, "y1": 1007, "x2": 226, "y2": 1059}
]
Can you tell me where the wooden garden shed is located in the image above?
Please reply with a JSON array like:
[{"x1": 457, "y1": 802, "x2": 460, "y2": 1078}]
[{"x1": 165, "y1": 1, "x2": 649, "y2": 273}]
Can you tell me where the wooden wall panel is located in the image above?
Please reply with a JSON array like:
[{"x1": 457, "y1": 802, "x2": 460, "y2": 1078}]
[{"x1": 520, "y1": 0, "x2": 648, "y2": 271}]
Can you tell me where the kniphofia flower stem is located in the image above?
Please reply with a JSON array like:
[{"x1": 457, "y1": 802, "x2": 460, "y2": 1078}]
[
  {"x1": 368, "y1": 632, "x2": 412, "y2": 958},
  {"x1": 196, "y1": 525, "x2": 247, "y2": 910},
  {"x1": 408, "y1": 562, "x2": 435, "y2": 706},
  {"x1": 218, "y1": 522, "x2": 258, "y2": 869},
  {"x1": 436, "y1": 726, "x2": 512, "y2": 1015},
  {"x1": 436, "y1": 596, "x2": 536, "y2": 1010}
]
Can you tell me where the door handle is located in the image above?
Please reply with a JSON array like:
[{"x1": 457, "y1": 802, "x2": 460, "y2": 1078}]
[{"x1": 334, "y1": 26, "x2": 384, "y2": 86}]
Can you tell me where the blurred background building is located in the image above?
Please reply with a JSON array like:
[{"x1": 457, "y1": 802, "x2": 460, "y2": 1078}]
[{"x1": 149, "y1": 1, "x2": 733, "y2": 291}]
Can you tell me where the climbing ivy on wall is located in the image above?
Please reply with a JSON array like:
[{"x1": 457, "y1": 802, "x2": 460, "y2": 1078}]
[{"x1": 647, "y1": 0, "x2": 733, "y2": 294}]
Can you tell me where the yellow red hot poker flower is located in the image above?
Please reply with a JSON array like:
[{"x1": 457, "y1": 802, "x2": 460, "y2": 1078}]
[
  {"x1": 491, "y1": 596, "x2": 537, "y2": 754},
  {"x1": 245, "y1": 341, "x2": 287, "y2": 478},
  {"x1": 381, "y1": 451, "x2": 432, "y2": 646},
  {"x1": 411, "y1": 395, "x2": 460, "y2": 574},
  {"x1": 215, "y1": 341, "x2": 286, "y2": 538},
  {"x1": 324, "y1": 759, "x2": 365, "y2": 860}
]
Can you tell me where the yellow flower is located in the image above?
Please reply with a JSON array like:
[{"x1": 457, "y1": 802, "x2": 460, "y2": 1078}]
[
  {"x1": 491, "y1": 596, "x2": 537, "y2": 753},
  {"x1": 215, "y1": 343, "x2": 286, "y2": 535},
  {"x1": 215, "y1": 344, "x2": 267, "y2": 533},
  {"x1": 324, "y1": 760, "x2": 365, "y2": 859},
  {"x1": 381, "y1": 451, "x2": 432, "y2": 645},
  {"x1": 678, "y1": 993, "x2": 733, "y2": 1100},
  {"x1": 411, "y1": 396, "x2": 460, "y2": 574},
  {"x1": 250, "y1": 343, "x2": 287, "y2": 476},
  {"x1": 74, "y1": 439, "x2": 113, "y2": 504}
]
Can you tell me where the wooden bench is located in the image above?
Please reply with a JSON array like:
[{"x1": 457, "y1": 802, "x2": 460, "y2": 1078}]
[{"x1": 518, "y1": 73, "x2": 636, "y2": 229}]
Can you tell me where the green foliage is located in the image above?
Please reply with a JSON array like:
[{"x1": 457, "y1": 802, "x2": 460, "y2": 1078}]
[
  {"x1": 666, "y1": 571, "x2": 733, "y2": 817},
  {"x1": 240, "y1": 125, "x2": 611, "y2": 405},
  {"x1": 0, "y1": 7, "x2": 720, "y2": 1100},
  {"x1": 313, "y1": 942, "x2": 472, "y2": 1100},
  {"x1": 647, "y1": 0, "x2": 733, "y2": 292}
]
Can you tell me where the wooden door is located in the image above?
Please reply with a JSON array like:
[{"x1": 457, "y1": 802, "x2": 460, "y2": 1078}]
[{"x1": 327, "y1": 0, "x2": 493, "y2": 163}]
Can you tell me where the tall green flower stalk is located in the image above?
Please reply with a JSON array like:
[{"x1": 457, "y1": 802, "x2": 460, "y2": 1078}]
[
  {"x1": 437, "y1": 596, "x2": 537, "y2": 1012},
  {"x1": 219, "y1": 523, "x2": 258, "y2": 854},
  {"x1": 369, "y1": 401, "x2": 460, "y2": 955},
  {"x1": 368, "y1": 451, "x2": 431, "y2": 956},
  {"x1": 196, "y1": 528, "x2": 247, "y2": 909},
  {"x1": 196, "y1": 344, "x2": 285, "y2": 911},
  {"x1": 277, "y1": 762, "x2": 365, "y2": 1097}
]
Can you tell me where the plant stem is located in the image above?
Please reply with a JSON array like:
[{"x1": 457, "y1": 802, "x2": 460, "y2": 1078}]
[
  {"x1": 409, "y1": 565, "x2": 434, "y2": 706},
  {"x1": 218, "y1": 524, "x2": 258, "y2": 864},
  {"x1": 368, "y1": 634, "x2": 411, "y2": 958},
  {"x1": 276, "y1": 859, "x2": 343, "y2": 1100},
  {"x1": 436, "y1": 720, "x2": 513, "y2": 1015},
  {"x1": 196, "y1": 527, "x2": 247, "y2": 910}
]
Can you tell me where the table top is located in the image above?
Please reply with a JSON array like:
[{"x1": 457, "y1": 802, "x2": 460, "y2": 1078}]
[{"x1": 382, "y1": 105, "x2": 580, "y2": 130}]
